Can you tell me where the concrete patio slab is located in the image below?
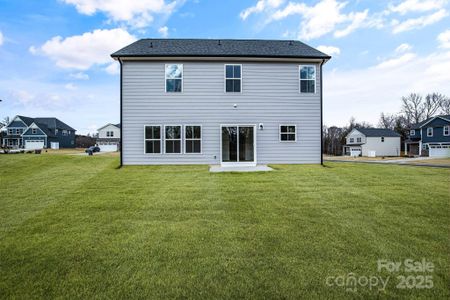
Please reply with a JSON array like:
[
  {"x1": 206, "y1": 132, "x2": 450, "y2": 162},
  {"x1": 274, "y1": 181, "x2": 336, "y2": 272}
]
[{"x1": 209, "y1": 165, "x2": 274, "y2": 172}]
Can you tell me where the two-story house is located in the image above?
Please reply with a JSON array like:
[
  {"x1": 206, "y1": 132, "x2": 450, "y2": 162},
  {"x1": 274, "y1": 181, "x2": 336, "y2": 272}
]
[
  {"x1": 96, "y1": 123, "x2": 121, "y2": 151},
  {"x1": 2, "y1": 115, "x2": 76, "y2": 149},
  {"x1": 343, "y1": 128, "x2": 401, "y2": 157},
  {"x1": 111, "y1": 39, "x2": 330, "y2": 166},
  {"x1": 405, "y1": 115, "x2": 450, "y2": 157}
]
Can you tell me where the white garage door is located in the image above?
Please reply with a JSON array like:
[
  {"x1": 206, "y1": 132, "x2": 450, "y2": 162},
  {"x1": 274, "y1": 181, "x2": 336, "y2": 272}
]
[
  {"x1": 350, "y1": 148, "x2": 362, "y2": 157},
  {"x1": 25, "y1": 140, "x2": 45, "y2": 150},
  {"x1": 99, "y1": 144, "x2": 118, "y2": 152},
  {"x1": 429, "y1": 145, "x2": 450, "y2": 157}
]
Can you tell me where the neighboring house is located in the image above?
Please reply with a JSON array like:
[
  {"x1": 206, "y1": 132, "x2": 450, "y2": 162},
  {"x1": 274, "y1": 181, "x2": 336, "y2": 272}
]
[
  {"x1": 343, "y1": 128, "x2": 401, "y2": 157},
  {"x1": 111, "y1": 39, "x2": 330, "y2": 166},
  {"x1": 96, "y1": 123, "x2": 121, "y2": 151},
  {"x1": 2, "y1": 115, "x2": 76, "y2": 149},
  {"x1": 405, "y1": 115, "x2": 450, "y2": 157}
]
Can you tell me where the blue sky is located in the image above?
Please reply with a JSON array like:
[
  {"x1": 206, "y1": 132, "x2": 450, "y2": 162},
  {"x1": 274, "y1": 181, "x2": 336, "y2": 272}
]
[{"x1": 0, "y1": 0, "x2": 449, "y2": 133}]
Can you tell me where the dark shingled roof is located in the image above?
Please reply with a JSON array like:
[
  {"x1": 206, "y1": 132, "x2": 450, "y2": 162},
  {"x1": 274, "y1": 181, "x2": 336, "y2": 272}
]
[
  {"x1": 34, "y1": 118, "x2": 76, "y2": 131},
  {"x1": 17, "y1": 115, "x2": 35, "y2": 126},
  {"x1": 412, "y1": 115, "x2": 450, "y2": 129},
  {"x1": 111, "y1": 39, "x2": 331, "y2": 59},
  {"x1": 357, "y1": 128, "x2": 401, "y2": 137}
]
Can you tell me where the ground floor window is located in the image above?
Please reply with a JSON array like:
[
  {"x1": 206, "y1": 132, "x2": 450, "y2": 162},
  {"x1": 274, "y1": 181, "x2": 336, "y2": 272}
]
[
  {"x1": 145, "y1": 126, "x2": 161, "y2": 154},
  {"x1": 185, "y1": 125, "x2": 201, "y2": 153},
  {"x1": 165, "y1": 125, "x2": 181, "y2": 154},
  {"x1": 280, "y1": 125, "x2": 296, "y2": 142}
]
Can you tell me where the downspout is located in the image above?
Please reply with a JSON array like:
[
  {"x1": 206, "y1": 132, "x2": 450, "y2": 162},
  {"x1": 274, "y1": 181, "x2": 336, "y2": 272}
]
[
  {"x1": 320, "y1": 59, "x2": 325, "y2": 165},
  {"x1": 118, "y1": 57, "x2": 123, "y2": 167}
]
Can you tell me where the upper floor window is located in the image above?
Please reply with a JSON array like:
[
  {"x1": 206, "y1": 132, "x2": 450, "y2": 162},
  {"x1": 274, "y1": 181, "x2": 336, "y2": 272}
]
[
  {"x1": 381, "y1": 137, "x2": 385, "y2": 142},
  {"x1": 427, "y1": 127, "x2": 433, "y2": 137},
  {"x1": 55, "y1": 129, "x2": 59, "y2": 134},
  {"x1": 15, "y1": 129, "x2": 22, "y2": 134},
  {"x1": 185, "y1": 125, "x2": 201, "y2": 153},
  {"x1": 32, "y1": 128, "x2": 37, "y2": 134},
  {"x1": 349, "y1": 138, "x2": 354, "y2": 143},
  {"x1": 165, "y1": 125, "x2": 181, "y2": 153},
  {"x1": 62, "y1": 130, "x2": 68, "y2": 136},
  {"x1": 145, "y1": 126, "x2": 161, "y2": 154},
  {"x1": 357, "y1": 137, "x2": 361, "y2": 143},
  {"x1": 225, "y1": 64, "x2": 241, "y2": 93},
  {"x1": 106, "y1": 131, "x2": 114, "y2": 137},
  {"x1": 410, "y1": 130, "x2": 415, "y2": 136},
  {"x1": 299, "y1": 65, "x2": 316, "y2": 93},
  {"x1": 443, "y1": 125, "x2": 449, "y2": 136},
  {"x1": 279, "y1": 125, "x2": 296, "y2": 142},
  {"x1": 8, "y1": 129, "x2": 13, "y2": 135},
  {"x1": 165, "y1": 64, "x2": 183, "y2": 93}
]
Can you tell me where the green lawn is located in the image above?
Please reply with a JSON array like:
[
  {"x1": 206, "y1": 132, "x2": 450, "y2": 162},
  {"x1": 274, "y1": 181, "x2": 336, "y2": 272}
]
[{"x1": 0, "y1": 154, "x2": 449, "y2": 299}]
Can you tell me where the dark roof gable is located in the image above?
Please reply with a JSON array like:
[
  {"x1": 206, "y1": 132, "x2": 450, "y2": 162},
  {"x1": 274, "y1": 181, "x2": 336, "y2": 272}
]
[
  {"x1": 111, "y1": 39, "x2": 331, "y2": 60},
  {"x1": 356, "y1": 128, "x2": 401, "y2": 137},
  {"x1": 412, "y1": 115, "x2": 450, "y2": 129},
  {"x1": 34, "y1": 118, "x2": 76, "y2": 131}
]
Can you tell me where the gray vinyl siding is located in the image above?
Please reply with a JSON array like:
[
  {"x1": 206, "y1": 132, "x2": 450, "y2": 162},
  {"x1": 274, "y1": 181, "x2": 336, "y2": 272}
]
[{"x1": 122, "y1": 61, "x2": 321, "y2": 165}]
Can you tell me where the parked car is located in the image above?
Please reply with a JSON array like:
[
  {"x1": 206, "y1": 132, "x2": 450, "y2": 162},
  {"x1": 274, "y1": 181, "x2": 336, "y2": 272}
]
[{"x1": 85, "y1": 146, "x2": 100, "y2": 153}]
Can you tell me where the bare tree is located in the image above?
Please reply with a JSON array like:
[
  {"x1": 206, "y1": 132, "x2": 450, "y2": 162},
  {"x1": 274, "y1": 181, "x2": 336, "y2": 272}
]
[
  {"x1": 0, "y1": 116, "x2": 10, "y2": 129},
  {"x1": 439, "y1": 96, "x2": 450, "y2": 115},
  {"x1": 401, "y1": 93, "x2": 424, "y2": 124},
  {"x1": 424, "y1": 93, "x2": 445, "y2": 119},
  {"x1": 378, "y1": 112, "x2": 397, "y2": 129}
]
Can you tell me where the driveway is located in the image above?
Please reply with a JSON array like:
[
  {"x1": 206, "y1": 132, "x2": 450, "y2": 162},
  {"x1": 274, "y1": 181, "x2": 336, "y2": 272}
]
[{"x1": 325, "y1": 156, "x2": 450, "y2": 168}]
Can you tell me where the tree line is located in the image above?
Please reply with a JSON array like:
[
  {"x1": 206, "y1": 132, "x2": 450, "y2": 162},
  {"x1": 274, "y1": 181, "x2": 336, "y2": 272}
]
[{"x1": 323, "y1": 92, "x2": 449, "y2": 156}]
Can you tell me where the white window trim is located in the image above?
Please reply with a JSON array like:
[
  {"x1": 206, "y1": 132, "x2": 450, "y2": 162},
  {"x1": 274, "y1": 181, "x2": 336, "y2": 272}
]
[
  {"x1": 32, "y1": 128, "x2": 38, "y2": 134},
  {"x1": 224, "y1": 64, "x2": 242, "y2": 94},
  {"x1": 410, "y1": 130, "x2": 415, "y2": 136},
  {"x1": 164, "y1": 125, "x2": 182, "y2": 154},
  {"x1": 357, "y1": 137, "x2": 361, "y2": 143},
  {"x1": 299, "y1": 65, "x2": 316, "y2": 94},
  {"x1": 279, "y1": 124, "x2": 297, "y2": 142},
  {"x1": 349, "y1": 138, "x2": 354, "y2": 143},
  {"x1": 443, "y1": 125, "x2": 449, "y2": 136},
  {"x1": 427, "y1": 127, "x2": 433, "y2": 137},
  {"x1": 144, "y1": 125, "x2": 162, "y2": 155},
  {"x1": 165, "y1": 64, "x2": 183, "y2": 93},
  {"x1": 184, "y1": 125, "x2": 202, "y2": 154}
]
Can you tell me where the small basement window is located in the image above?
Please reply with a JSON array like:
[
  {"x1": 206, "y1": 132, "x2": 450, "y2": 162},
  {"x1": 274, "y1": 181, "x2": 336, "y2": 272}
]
[
  {"x1": 165, "y1": 64, "x2": 183, "y2": 92},
  {"x1": 165, "y1": 125, "x2": 181, "y2": 153},
  {"x1": 299, "y1": 65, "x2": 316, "y2": 93},
  {"x1": 185, "y1": 125, "x2": 201, "y2": 153},
  {"x1": 427, "y1": 127, "x2": 433, "y2": 137},
  {"x1": 280, "y1": 125, "x2": 296, "y2": 142},
  {"x1": 145, "y1": 126, "x2": 161, "y2": 154},
  {"x1": 225, "y1": 64, "x2": 241, "y2": 93}
]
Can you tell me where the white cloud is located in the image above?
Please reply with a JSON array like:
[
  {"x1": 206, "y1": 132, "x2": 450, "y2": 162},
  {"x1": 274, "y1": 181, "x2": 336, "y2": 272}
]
[
  {"x1": 65, "y1": 83, "x2": 77, "y2": 90},
  {"x1": 240, "y1": 0, "x2": 284, "y2": 20},
  {"x1": 324, "y1": 49, "x2": 450, "y2": 126},
  {"x1": 391, "y1": 9, "x2": 448, "y2": 33},
  {"x1": 243, "y1": 0, "x2": 376, "y2": 40},
  {"x1": 158, "y1": 26, "x2": 169, "y2": 37},
  {"x1": 317, "y1": 45, "x2": 341, "y2": 56},
  {"x1": 388, "y1": 0, "x2": 447, "y2": 15},
  {"x1": 0, "y1": 31, "x2": 3, "y2": 46},
  {"x1": 70, "y1": 72, "x2": 89, "y2": 80},
  {"x1": 62, "y1": 0, "x2": 180, "y2": 28},
  {"x1": 395, "y1": 43, "x2": 412, "y2": 53},
  {"x1": 438, "y1": 29, "x2": 450, "y2": 48},
  {"x1": 11, "y1": 90, "x2": 35, "y2": 105},
  {"x1": 30, "y1": 28, "x2": 136, "y2": 71},
  {"x1": 375, "y1": 52, "x2": 417, "y2": 69},
  {"x1": 104, "y1": 62, "x2": 120, "y2": 75}
]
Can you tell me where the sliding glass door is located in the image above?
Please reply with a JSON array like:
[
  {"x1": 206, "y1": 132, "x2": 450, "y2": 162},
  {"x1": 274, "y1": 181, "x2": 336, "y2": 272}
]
[{"x1": 221, "y1": 125, "x2": 255, "y2": 166}]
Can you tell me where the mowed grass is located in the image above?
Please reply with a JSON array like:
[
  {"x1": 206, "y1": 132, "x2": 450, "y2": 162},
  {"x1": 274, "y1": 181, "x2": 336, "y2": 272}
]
[{"x1": 0, "y1": 154, "x2": 449, "y2": 299}]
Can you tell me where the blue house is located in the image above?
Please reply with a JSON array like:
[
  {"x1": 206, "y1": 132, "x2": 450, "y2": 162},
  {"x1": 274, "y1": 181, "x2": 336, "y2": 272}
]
[
  {"x1": 2, "y1": 115, "x2": 76, "y2": 149},
  {"x1": 405, "y1": 114, "x2": 450, "y2": 157}
]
